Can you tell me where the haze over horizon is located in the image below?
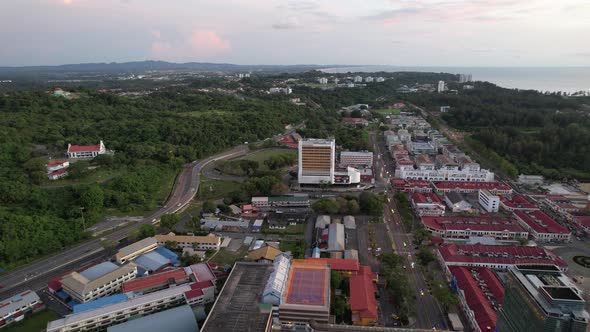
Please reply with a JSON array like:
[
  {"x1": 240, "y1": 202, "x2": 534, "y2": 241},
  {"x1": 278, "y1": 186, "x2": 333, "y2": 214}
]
[{"x1": 1, "y1": 0, "x2": 589, "y2": 67}]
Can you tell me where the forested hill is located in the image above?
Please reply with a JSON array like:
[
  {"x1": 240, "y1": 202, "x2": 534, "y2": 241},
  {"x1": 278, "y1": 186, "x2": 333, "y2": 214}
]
[
  {"x1": 0, "y1": 89, "x2": 315, "y2": 266},
  {"x1": 401, "y1": 82, "x2": 590, "y2": 180}
]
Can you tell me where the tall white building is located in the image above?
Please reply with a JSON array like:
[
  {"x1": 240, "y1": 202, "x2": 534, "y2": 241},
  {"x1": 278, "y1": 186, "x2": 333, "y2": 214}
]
[
  {"x1": 298, "y1": 139, "x2": 335, "y2": 184},
  {"x1": 458, "y1": 74, "x2": 472, "y2": 83},
  {"x1": 365, "y1": 76, "x2": 374, "y2": 83},
  {"x1": 318, "y1": 77, "x2": 328, "y2": 84},
  {"x1": 479, "y1": 189, "x2": 500, "y2": 212},
  {"x1": 376, "y1": 77, "x2": 385, "y2": 82},
  {"x1": 353, "y1": 76, "x2": 363, "y2": 83},
  {"x1": 437, "y1": 81, "x2": 446, "y2": 93}
]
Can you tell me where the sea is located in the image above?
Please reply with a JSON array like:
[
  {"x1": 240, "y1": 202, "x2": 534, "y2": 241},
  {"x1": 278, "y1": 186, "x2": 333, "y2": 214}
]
[{"x1": 320, "y1": 66, "x2": 590, "y2": 94}]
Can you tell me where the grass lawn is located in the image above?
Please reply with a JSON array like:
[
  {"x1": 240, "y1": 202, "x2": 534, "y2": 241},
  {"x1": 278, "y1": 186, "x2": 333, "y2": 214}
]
[
  {"x1": 42, "y1": 168, "x2": 124, "y2": 188},
  {"x1": 208, "y1": 247, "x2": 248, "y2": 266},
  {"x1": 242, "y1": 148, "x2": 296, "y2": 164},
  {"x1": 374, "y1": 108, "x2": 401, "y2": 115},
  {"x1": 3, "y1": 310, "x2": 58, "y2": 332},
  {"x1": 198, "y1": 178, "x2": 241, "y2": 201}
]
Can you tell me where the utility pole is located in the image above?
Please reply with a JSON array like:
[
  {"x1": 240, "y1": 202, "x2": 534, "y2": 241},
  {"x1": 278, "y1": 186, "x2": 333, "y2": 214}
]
[{"x1": 80, "y1": 207, "x2": 86, "y2": 231}]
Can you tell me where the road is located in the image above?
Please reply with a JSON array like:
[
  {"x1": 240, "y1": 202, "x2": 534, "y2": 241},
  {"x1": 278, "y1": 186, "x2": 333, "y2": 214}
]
[
  {"x1": 0, "y1": 146, "x2": 247, "y2": 299},
  {"x1": 371, "y1": 131, "x2": 448, "y2": 330}
]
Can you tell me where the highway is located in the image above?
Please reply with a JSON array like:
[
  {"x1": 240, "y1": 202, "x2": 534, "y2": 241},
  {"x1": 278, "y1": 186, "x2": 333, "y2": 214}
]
[
  {"x1": 0, "y1": 145, "x2": 248, "y2": 299},
  {"x1": 371, "y1": 131, "x2": 449, "y2": 330}
]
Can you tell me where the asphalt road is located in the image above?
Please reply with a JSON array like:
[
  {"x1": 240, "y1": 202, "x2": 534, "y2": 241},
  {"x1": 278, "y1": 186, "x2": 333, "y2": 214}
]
[
  {"x1": 371, "y1": 131, "x2": 449, "y2": 330},
  {"x1": 0, "y1": 146, "x2": 247, "y2": 299}
]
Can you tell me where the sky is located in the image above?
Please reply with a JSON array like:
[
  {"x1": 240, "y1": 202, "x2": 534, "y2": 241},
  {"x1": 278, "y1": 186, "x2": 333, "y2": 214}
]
[{"x1": 1, "y1": 0, "x2": 589, "y2": 67}]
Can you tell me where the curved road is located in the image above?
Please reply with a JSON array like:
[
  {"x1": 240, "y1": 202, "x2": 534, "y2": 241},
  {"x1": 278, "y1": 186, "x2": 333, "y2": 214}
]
[{"x1": 0, "y1": 146, "x2": 247, "y2": 298}]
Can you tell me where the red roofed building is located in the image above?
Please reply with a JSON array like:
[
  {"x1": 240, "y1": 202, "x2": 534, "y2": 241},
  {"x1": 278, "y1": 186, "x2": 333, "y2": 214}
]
[
  {"x1": 573, "y1": 216, "x2": 590, "y2": 233},
  {"x1": 303, "y1": 258, "x2": 360, "y2": 274},
  {"x1": 500, "y1": 195, "x2": 539, "y2": 212},
  {"x1": 46, "y1": 160, "x2": 70, "y2": 173},
  {"x1": 543, "y1": 195, "x2": 583, "y2": 214},
  {"x1": 67, "y1": 141, "x2": 106, "y2": 159},
  {"x1": 279, "y1": 137, "x2": 298, "y2": 149},
  {"x1": 513, "y1": 210, "x2": 571, "y2": 242},
  {"x1": 437, "y1": 243, "x2": 567, "y2": 271},
  {"x1": 342, "y1": 117, "x2": 369, "y2": 127},
  {"x1": 348, "y1": 266, "x2": 378, "y2": 326},
  {"x1": 183, "y1": 280, "x2": 216, "y2": 306},
  {"x1": 48, "y1": 168, "x2": 68, "y2": 180},
  {"x1": 432, "y1": 181, "x2": 512, "y2": 195},
  {"x1": 421, "y1": 216, "x2": 528, "y2": 240},
  {"x1": 449, "y1": 266, "x2": 503, "y2": 332},
  {"x1": 121, "y1": 269, "x2": 189, "y2": 294},
  {"x1": 410, "y1": 192, "x2": 445, "y2": 216},
  {"x1": 392, "y1": 179, "x2": 433, "y2": 193}
]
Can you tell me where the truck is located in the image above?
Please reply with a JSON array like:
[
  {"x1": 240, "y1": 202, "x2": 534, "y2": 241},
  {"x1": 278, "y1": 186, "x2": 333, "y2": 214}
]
[{"x1": 448, "y1": 313, "x2": 464, "y2": 331}]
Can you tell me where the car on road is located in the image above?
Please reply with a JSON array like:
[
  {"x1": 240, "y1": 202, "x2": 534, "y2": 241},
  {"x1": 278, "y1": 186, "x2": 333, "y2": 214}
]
[{"x1": 420, "y1": 289, "x2": 425, "y2": 296}]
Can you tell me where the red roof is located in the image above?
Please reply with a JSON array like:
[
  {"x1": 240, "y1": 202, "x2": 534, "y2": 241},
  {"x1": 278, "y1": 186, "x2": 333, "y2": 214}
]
[
  {"x1": 500, "y1": 195, "x2": 538, "y2": 210},
  {"x1": 439, "y1": 243, "x2": 567, "y2": 268},
  {"x1": 411, "y1": 192, "x2": 443, "y2": 205},
  {"x1": 184, "y1": 288, "x2": 203, "y2": 299},
  {"x1": 68, "y1": 143, "x2": 101, "y2": 153},
  {"x1": 574, "y1": 216, "x2": 590, "y2": 228},
  {"x1": 342, "y1": 117, "x2": 368, "y2": 123},
  {"x1": 122, "y1": 269, "x2": 188, "y2": 293},
  {"x1": 48, "y1": 279, "x2": 62, "y2": 292},
  {"x1": 49, "y1": 169, "x2": 68, "y2": 177},
  {"x1": 47, "y1": 159, "x2": 68, "y2": 166},
  {"x1": 305, "y1": 258, "x2": 360, "y2": 272},
  {"x1": 514, "y1": 210, "x2": 570, "y2": 234},
  {"x1": 432, "y1": 181, "x2": 512, "y2": 192},
  {"x1": 348, "y1": 266, "x2": 378, "y2": 321},
  {"x1": 422, "y1": 216, "x2": 526, "y2": 233}
]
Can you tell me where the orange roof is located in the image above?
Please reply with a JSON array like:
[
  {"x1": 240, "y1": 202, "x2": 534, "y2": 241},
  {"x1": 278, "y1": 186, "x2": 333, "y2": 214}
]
[
  {"x1": 304, "y1": 258, "x2": 360, "y2": 272},
  {"x1": 348, "y1": 266, "x2": 378, "y2": 321},
  {"x1": 47, "y1": 159, "x2": 68, "y2": 166}
]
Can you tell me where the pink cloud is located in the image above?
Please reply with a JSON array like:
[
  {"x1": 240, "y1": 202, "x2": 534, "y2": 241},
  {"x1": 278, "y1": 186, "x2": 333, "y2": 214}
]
[{"x1": 150, "y1": 29, "x2": 231, "y2": 61}]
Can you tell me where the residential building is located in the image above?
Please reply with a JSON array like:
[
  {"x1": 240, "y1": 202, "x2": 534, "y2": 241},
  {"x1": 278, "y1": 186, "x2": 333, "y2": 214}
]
[
  {"x1": 0, "y1": 290, "x2": 44, "y2": 328},
  {"x1": 106, "y1": 305, "x2": 198, "y2": 332},
  {"x1": 46, "y1": 159, "x2": 70, "y2": 173},
  {"x1": 437, "y1": 244, "x2": 568, "y2": 271},
  {"x1": 396, "y1": 166, "x2": 495, "y2": 182},
  {"x1": 348, "y1": 266, "x2": 378, "y2": 326},
  {"x1": 46, "y1": 284, "x2": 192, "y2": 332},
  {"x1": 122, "y1": 269, "x2": 190, "y2": 295},
  {"x1": 543, "y1": 195, "x2": 583, "y2": 215},
  {"x1": 61, "y1": 262, "x2": 138, "y2": 303},
  {"x1": 339, "y1": 151, "x2": 373, "y2": 168},
  {"x1": 376, "y1": 77, "x2": 385, "y2": 82},
  {"x1": 341, "y1": 117, "x2": 369, "y2": 126},
  {"x1": 48, "y1": 168, "x2": 69, "y2": 180},
  {"x1": 201, "y1": 262, "x2": 274, "y2": 332},
  {"x1": 437, "y1": 80, "x2": 446, "y2": 93},
  {"x1": 497, "y1": 265, "x2": 588, "y2": 332},
  {"x1": 67, "y1": 141, "x2": 107, "y2": 159},
  {"x1": 246, "y1": 245, "x2": 282, "y2": 263},
  {"x1": 155, "y1": 233, "x2": 221, "y2": 251},
  {"x1": 410, "y1": 192, "x2": 445, "y2": 216},
  {"x1": 318, "y1": 77, "x2": 328, "y2": 84},
  {"x1": 269, "y1": 87, "x2": 292, "y2": 94},
  {"x1": 513, "y1": 210, "x2": 572, "y2": 242},
  {"x1": 116, "y1": 237, "x2": 159, "y2": 264},
  {"x1": 444, "y1": 192, "x2": 472, "y2": 213},
  {"x1": 279, "y1": 260, "x2": 331, "y2": 325},
  {"x1": 353, "y1": 76, "x2": 363, "y2": 83},
  {"x1": 406, "y1": 141, "x2": 436, "y2": 155},
  {"x1": 391, "y1": 179, "x2": 433, "y2": 193},
  {"x1": 416, "y1": 154, "x2": 435, "y2": 170},
  {"x1": 517, "y1": 174, "x2": 544, "y2": 185},
  {"x1": 183, "y1": 280, "x2": 216, "y2": 306},
  {"x1": 365, "y1": 76, "x2": 373, "y2": 83},
  {"x1": 500, "y1": 195, "x2": 539, "y2": 212},
  {"x1": 432, "y1": 181, "x2": 512, "y2": 195},
  {"x1": 479, "y1": 189, "x2": 500, "y2": 213},
  {"x1": 298, "y1": 138, "x2": 335, "y2": 184},
  {"x1": 251, "y1": 195, "x2": 310, "y2": 208},
  {"x1": 422, "y1": 216, "x2": 528, "y2": 240}
]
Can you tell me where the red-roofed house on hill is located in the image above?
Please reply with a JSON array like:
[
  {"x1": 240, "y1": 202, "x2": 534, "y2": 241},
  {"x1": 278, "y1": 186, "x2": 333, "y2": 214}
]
[
  {"x1": 421, "y1": 216, "x2": 528, "y2": 240},
  {"x1": 46, "y1": 160, "x2": 70, "y2": 180},
  {"x1": 67, "y1": 141, "x2": 106, "y2": 159},
  {"x1": 437, "y1": 243, "x2": 568, "y2": 271},
  {"x1": 410, "y1": 192, "x2": 445, "y2": 216},
  {"x1": 348, "y1": 266, "x2": 378, "y2": 326},
  {"x1": 513, "y1": 210, "x2": 571, "y2": 242},
  {"x1": 342, "y1": 117, "x2": 369, "y2": 127},
  {"x1": 48, "y1": 168, "x2": 68, "y2": 180}
]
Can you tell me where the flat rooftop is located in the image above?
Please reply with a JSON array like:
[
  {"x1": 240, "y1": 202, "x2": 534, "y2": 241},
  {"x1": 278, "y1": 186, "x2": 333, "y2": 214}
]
[
  {"x1": 285, "y1": 265, "x2": 328, "y2": 306},
  {"x1": 201, "y1": 262, "x2": 273, "y2": 332}
]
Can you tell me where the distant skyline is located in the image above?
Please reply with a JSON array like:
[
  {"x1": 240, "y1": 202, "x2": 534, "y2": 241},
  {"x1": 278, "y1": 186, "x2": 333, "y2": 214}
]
[{"x1": 1, "y1": 0, "x2": 589, "y2": 67}]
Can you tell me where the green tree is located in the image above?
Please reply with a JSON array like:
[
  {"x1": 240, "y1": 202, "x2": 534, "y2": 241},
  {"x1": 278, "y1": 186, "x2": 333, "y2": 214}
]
[
  {"x1": 138, "y1": 224, "x2": 156, "y2": 239},
  {"x1": 413, "y1": 228, "x2": 432, "y2": 245},
  {"x1": 202, "y1": 200, "x2": 216, "y2": 213},
  {"x1": 417, "y1": 248, "x2": 435, "y2": 266},
  {"x1": 359, "y1": 192, "x2": 383, "y2": 216},
  {"x1": 81, "y1": 184, "x2": 105, "y2": 213},
  {"x1": 160, "y1": 213, "x2": 180, "y2": 230}
]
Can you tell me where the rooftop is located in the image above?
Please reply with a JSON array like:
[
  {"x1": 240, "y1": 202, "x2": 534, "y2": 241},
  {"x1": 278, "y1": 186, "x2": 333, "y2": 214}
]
[
  {"x1": 304, "y1": 258, "x2": 360, "y2": 272},
  {"x1": 79, "y1": 261, "x2": 119, "y2": 280},
  {"x1": 514, "y1": 210, "x2": 570, "y2": 234},
  {"x1": 67, "y1": 143, "x2": 102, "y2": 153},
  {"x1": 284, "y1": 261, "x2": 330, "y2": 307},
  {"x1": 439, "y1": 243, "x2": 567, "y2": 268},
  {"x1": 348, "y1": 266, "x2": 378, "y2": 322},
  {"x1": 188, "y1": 263, "x2": 217, "y2": 282},
  {"x1": 0, "y1": 290, "x2": 40, "y2": 317},
  {"x1": 61, "y1": 263, "x2": 137, "y2": 297},
  {"x1": 116, "y1": 237, "x2": 158, "y2": 260},
  {"x1": 122, "y1": 269, "x2": 188, "y2": 293},
  {"x1": 107, "y1": 305, "x2": 198, "y2": 332},
  {"x1": 501, "y1": 195, "x2": 538, "y2": 210},
  {"x1": 411, "y1": 192, "x2": 443, "y2": 205},
  {"x1": 246, "y1": 245, "x2": 282, "y2": 262},
  {"x1": 433, "y1": 181, "x2": 511, "y2": 192},
  {"x1": 201, "y1": 262, "x2": 273, "y2": 332},
  {"x1": 72, "y1": 294, "x2": 129, "y2": 314},
  {"x1": 155, "y1": 233, "x2": 220, "y2": 245},
  {"x1": 422, "y1": 216, "x2": 526, "y2": 233}
]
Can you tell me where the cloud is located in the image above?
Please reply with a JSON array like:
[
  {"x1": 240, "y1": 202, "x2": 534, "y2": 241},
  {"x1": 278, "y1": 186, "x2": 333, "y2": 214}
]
[
  {"x1": 150, "y1": 29, "x2": 231, "y2": 61},
  {"x1": 571, "y1": 52, "x2": 590, "y2": 58},
  {"x1": 272, "y1": 17, "x2": 300, "y2": 29}
]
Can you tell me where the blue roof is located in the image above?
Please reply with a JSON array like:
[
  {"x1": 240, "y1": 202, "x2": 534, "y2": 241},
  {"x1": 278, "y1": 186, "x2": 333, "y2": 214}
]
[
  {"x1": 133, "y1": 251, "x2": 170, "y2": 272},
  {"x1": 80, "y1": 261, "x2": 119, "y2": 281},
  {"x1": 67, "y1": 299, "x2": 80, "y2": 308},
  {"x1": 107, "y1": 305, "x2": 198, "y2": 332},
  {"x1": 73, "y1": 294, "x2": 130, "y2": 313},
  {"x1": 55, "y1": 290, "x2": 70, "y2": 300},
  {"x1": 155, "y1": 246, "x2": 180, "y2": 265}
]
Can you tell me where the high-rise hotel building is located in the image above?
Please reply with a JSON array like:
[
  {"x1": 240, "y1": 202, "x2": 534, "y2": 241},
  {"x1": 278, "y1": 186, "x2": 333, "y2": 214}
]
[{"x1": 298, "y1": 139, "x2": 335, "y2": 184}]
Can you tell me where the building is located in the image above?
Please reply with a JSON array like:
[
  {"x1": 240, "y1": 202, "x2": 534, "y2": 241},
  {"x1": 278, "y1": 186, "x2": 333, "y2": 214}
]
[
  {"x1": 267, "y1": 209, "x2": 308, "y2": 229},
  {"x1": 449, "y1": 266, "x2": 503, "y2": 332},
  {"x1": 247, "y1": 245, "x2": 282, "y2": 263},
  {"x1": 298, "y1": 138, "x2": 335, "y2": 185},
  {"x1": 155, "y1": 233, "x2": 221, "y2": 251},
  {"x1": 269, "y1": 87, "x2": 292, "y2": 94},
  {"x1": 410, "y1": 192, "x2": 445, "y2": 216},
  {"x1": 444, "y1": 192, "x2": 473, "y2": 213},
  {"x1": 513, "y1": 210, "x2": 572, "y2": 242},
  {"x1": 437, "y1": 243, "x2": 568, "y2": 271},
  {"x1": 201, "y1": 262, "x2": 274, "y2": 332},
  {"x1": 458, "y1": 74, "x2": 472, "y2": 83},
  {"x1": 479, "y1": 189, "x2": 500, "y2": 213},
  {"x1": 348, "y1": 266, "x2": 378, "y2": 326},
  {"x1": 437, "y1": 80, "x2": 446, "y2": 93},
  {"x1": 122, "y1": 269, "x2": 190, "y2": 294},
  {"x1": 497, "y1": 265, "x2": 589, "y2": 332},
  {"x1": 339, "y1": 151, "x2": 373, "y2": 168},
  {"x1": 133, "y1": 251, "x2": 173, "y2": 273},
  {"x1": 304, "y1": 258, "x2": 360, "y2": 274},
  {"x1": 392, "y1": 179, "x2": 433, "y2": 193},
  {"x1": 364, "y1": 76, "x2": 373, "y2": 83},
  {"x1": 396, "y1": 164, "x2": 495, "y2": 182},
  {"x1": 116, "y1": 237, "x2": 159, "y2": 264},
  {"x1": 46, "y1": 284, "x2": 193, "y2": 332},
  {"x1": 406, "y1": 141, "x2": 436, "y2": 155},
  {"x1": 422, "y1": 216, "x2": 528, "y2": 240},
  {"x1": 251, "y1": 195, "x2": 310, "y2": 209},
  {"x1": 543, "y1": 195, "x2": 583, "y2": 215},
  {"x1": 341, "y1": 117, "x2": 369, "y2": 127},
  {"x1": 376, "y1": 77, "x2": 385, "y2": 82},
  {"x1": 328, "y1": 223, "x2": 345, "y2": 251},
  {"x1": 200, "y1": 217, "x2": 249, "y2": 230},
  {"x1": 107, "y1": 305, "x2": 198, "y2": 332},
  {"x1": 61, "y1": 262, "x2": 138, "y2": 303},
  {"x1": 48, "y1": 168, "x2": 69, "y2": 180},
  {"x1": 500, "y1": 195, "x2": 539, "y2": 212},
  {"x1": 353, "y1": 76, "x2": 362, "y2": 83},
  {"x1": 333, "y1": 167, "x2": 361, "y2": 185},
  {"x1": 183, "y1": 280, "x2": 216, "y2": 306},
  {"x1": 518, "y1": 174, "x2": 544, "y2": 185},
  {"x1": 279, "y1": 260, "x2": 331, "y2": 326},
  {"x1": 0, "y1": 290, "x2": 44, "y2": 328},
  {"x1": 261, "y1": 253, "x2": 291, "y2": 305},
  {"x1": 47, "y1": 159, "x2": 70, "y2": 173},
  {"x1": 186, "y1": 263, "x2": 217, "y2": 283},
  {"x1": 433, "y1": 181, "x2": 512, "y2": 195},
  {"x1": 318, "y1": 77, "x2": 328, "y2": 84},
  {"x1": 67, "y1": 141, "x2": 107, "y2": 159}
]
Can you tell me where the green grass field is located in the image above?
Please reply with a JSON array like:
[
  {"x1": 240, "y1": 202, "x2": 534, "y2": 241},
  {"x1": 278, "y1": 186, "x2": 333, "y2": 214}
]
[
  {"x1": 374, "y1": 108, "x2": 401, "y2": 115},
  {"x1": 42, "y1": 168, "x2": 124, "y2": 188},
  {"x1": 262, "y1": 224, "x2": 305, "y2": 235},
  {"x1": 242, "y1": 148, "x2": 296, "y2": 165},
  {"x1": 208, "y1": 247, "x2": 248, "y2": 266},
  {"x1": 198, "y1": 178, "x2": 241, "y2": 201},
  {"x1": 3, "y1": 310, "x2": 58, "y2": 332}
]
